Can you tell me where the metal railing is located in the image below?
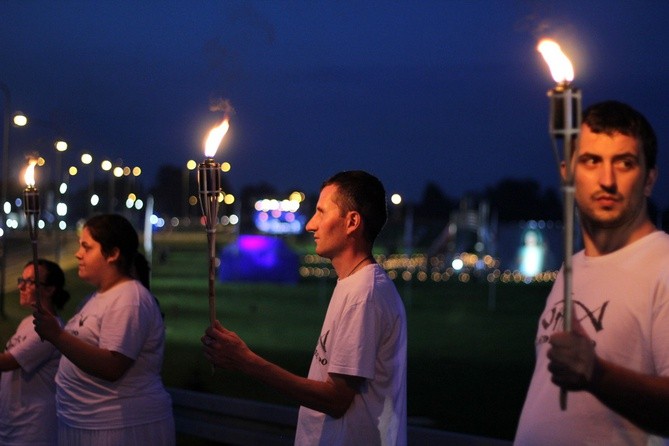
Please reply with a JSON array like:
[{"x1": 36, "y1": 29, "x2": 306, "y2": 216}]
[{"x1": 168, "y1": 387, "x2": 512, "y2": 446}]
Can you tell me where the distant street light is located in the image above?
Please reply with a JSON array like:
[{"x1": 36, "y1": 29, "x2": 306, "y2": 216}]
[
  {"x1": 101, "y1": 159, "x2": 113, "y2": 213},
  {"x1": 184, "y1": 159, "x2": 197, "y2": 220},
  {"x1": 111, "y1": 165, "x2": 124, "y2": 213},
  {"x1": 81, "y1": 152, "x2": 94, "y2": 216},
  {"x1": 54, "y1": 140, "x2": 68, "y2": 262},
  {"x1": 391, "y1": 193, "x2": 413, "y2": 256},
  {"x1": 81, "y1": 152, "x2": 100, "y2": 216},
  {"x1": 126, "y1": 166, "x2": 141, "y2": 215},
  {"x1": 12, "y1": 112, "x2": 27, "y2": 127}
]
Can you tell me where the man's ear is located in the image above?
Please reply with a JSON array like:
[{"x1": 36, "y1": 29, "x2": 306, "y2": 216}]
[
  {"x1": 346, "y1": 211, "x2": 362, "y2": 235},
  {"x1": 644, "y1": 167, "x2": 658, "y2": 197},
  {"x1": 560, "y1": 160, "x2": 567, "y2": 181}
]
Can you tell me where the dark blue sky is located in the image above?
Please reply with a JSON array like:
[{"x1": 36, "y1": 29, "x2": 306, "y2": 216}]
[{"x1": 2, "y1": 1, "x2": 669, "y2": 210}]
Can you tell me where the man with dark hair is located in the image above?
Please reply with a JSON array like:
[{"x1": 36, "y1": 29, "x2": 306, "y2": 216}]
[
  {"x1": 515, "y1": 101, "x2": 669, "y2": 444},
  {"x1": 203, "y1": 170, "x2": 407, "y2": 445}
]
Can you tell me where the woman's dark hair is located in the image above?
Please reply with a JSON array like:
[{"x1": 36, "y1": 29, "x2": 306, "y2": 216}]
[
  {"x1": 132, "y1": 252, "x2": 152, "y2": 290},
  {"x1": 24, "y1": 258, "x2": 70, "y2": 310},
  {"x1": 84, "y1": 214, "x2": 150, "y2": 289}
]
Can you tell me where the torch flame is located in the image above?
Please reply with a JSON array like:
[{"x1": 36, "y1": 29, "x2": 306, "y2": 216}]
[
  {"x1": 204, "y1": 117, "x2": 230, "y2": 158},
  {"x1": 537, "y1": 39, "x2": 575, "y2": 84},
  {"x1": 24, "y1": 159, "x2": 37, "y2": 187}
]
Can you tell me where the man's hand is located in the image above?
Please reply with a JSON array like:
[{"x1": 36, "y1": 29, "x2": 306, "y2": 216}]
[
  {"x1": 546, "y1": 310, "x2": 600, "y2": 391},
  {"x1": 201, "y1": 320, "x2": 363, "y2": 418},
  {"x1": 202, "y1": 320, "x2": 252, "y2": 371}
]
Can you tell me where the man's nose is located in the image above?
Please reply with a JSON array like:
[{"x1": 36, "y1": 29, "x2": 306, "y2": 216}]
[
  {"x1": 599, "y1": 163, "x2": 617, "y2": 191},
  {"x1": 305, "y1": 217, "x2": 316, "y2": 232}
]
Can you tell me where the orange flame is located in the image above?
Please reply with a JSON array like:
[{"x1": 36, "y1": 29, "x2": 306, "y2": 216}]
[
  {"x1": 204, "y1": 117, "x2": 230, "y2": 158},
  {"x1": 24, "y1": 159, "x2": 38, "y2": 187},
  {"x1": 537, "y1": 39, "x2": 574, "y2": 84}
]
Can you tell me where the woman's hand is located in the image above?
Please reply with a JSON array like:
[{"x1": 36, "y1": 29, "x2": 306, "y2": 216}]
[{"x1": 33, "y1": 305, "x2": 62, "y2": 343}]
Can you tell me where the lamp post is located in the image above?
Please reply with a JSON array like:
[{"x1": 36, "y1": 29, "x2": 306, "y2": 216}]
[
  {"x1": 111, "y1": 165, "x2": 124, "y2": 213},
  {"x1": 124, "y1": 166, "x2": 142, "y2": 220},
  {"x1": 64, "y1": 164, "x2": 79, "y2": 220},
  {"x1": 184, "y1": 159, "x2": 197, "y2": 222},
  {"x1": 0, "y1": 82, "x2": 11, "y2": 317},
  {"x1": 52, "y1": 140, "x2": 68, "y2": 262},
  {"x1": 101, "y1": 159, "x2": 113, "y2": 213},
  {"x1": 81, "y1": 153, "x2": 95, "y2": 216},
  {"x1": 390, "y1": 193, "x2": 413, "y2": 256},
  {"x1": 131, "y1": 166, "x2": 142, "y2": 202}
]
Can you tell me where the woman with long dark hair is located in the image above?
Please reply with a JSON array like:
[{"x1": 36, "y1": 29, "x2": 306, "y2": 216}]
[{"x1": 34, "y1": 214, "x2": 174, "y2": 446}]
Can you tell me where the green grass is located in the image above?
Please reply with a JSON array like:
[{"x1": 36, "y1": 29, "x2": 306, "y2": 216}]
[
  {"x1": 0, "y1": 234, "x2": 549, "y2": 441},
  {"x1": 149, "y1": 236, "x2": 548, "y2": 440}
]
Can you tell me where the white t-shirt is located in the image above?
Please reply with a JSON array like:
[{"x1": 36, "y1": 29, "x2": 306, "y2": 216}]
[
  {"x1": 295, "y1": 264, "x2": 408, "y2": 446},
  {"x1": 0, "y1": 315, "x2": 61, "y2": 446},
  {"x1": 515, "y1": 231, "x2": 669, "y2": 446},
  {"x1": 56, "y1": 280, "x2": 172, "y2": 429}
]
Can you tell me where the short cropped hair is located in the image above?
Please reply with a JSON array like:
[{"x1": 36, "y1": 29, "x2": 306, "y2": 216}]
[
  {"x1": 582, "y1": 100, "x2": 657, "y2": 171},
  {"x1": 321, "y1": 170, "x2": 387, "y2": 244}
]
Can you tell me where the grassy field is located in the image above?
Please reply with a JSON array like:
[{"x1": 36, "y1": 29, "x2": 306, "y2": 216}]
[{"x1": 0, "y1": 232, "x2": 550, "y2": 442}]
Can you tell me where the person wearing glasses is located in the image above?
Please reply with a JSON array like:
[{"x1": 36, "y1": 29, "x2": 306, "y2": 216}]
[{"x1": 0, "y1": 259, "x2": 70, "y2": 445}]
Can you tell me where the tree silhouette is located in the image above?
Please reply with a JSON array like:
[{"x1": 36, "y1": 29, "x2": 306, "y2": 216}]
[
  {"x1": 149, "y1": 164, "x2": 232, "y2": 219},
  {"x1": 485, "y1": 178, "x2": 561, "y2": 222}
]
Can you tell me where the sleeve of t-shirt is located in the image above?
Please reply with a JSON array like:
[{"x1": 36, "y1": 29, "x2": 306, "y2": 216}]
[
  {"x1": 651, "y1": 274, "x2": 669, "y2": 376},
  {"x1": 10, "y1": 318, "x2": 60, "y2": 374}
]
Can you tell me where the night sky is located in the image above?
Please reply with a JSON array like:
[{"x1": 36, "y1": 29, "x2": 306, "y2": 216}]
[{"x1": 2, "y1": 0, "x2": 669, "y2": 210}]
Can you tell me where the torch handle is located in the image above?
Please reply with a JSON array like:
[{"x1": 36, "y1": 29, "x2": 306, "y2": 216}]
[
  {"x1": 198, "y1": 158, "x2": 222, "y2": 329},
  {"x1": 208, "y1": 262, "x2": 216, "y2": 326},
  {"x1": 26, "y1": 215, "x2": 42, "y2": 310},
  {"x1": 548, "y1": 85, "x2": 579, "y2": 412},
  {"x1": 560, "y1": 182, "x2": 576, "y2": 411},
  {"x1": 207, "y1": 230, "x2": 217, "y2": 327}
]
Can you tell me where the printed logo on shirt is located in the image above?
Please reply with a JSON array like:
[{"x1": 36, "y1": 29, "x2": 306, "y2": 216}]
[
  {"x1": 5, "y1": 334, "x2": 27, "y2": 350},
  {"x1": 313, "y1": 330, "x2": 329, "y2": 366},
  {"x1": 536, "y1": 298, "x2": 609, "y2": 345},
  {"x1": 71, "y1": 314, "x2": 89, "y2": 336}
]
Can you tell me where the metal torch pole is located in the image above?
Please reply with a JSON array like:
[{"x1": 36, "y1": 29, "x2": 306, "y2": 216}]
[
  {"x1": 548, "y1": 83, "x2": 582, "y2": 410},
  {"x1": 24, "y1": 186, "x2": 42, "y2": 310},
  {"x1": 198, "y1": 159, "x2": 221, "y2": 326}
]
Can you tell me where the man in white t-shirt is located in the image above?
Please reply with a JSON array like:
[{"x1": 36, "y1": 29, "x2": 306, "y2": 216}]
[
  {"x1": 515, "y1": 101, "x2": 669, "y2": 445},
  {"x1": 203, "y1": 170, "x2": 407, "y2": 445}
]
